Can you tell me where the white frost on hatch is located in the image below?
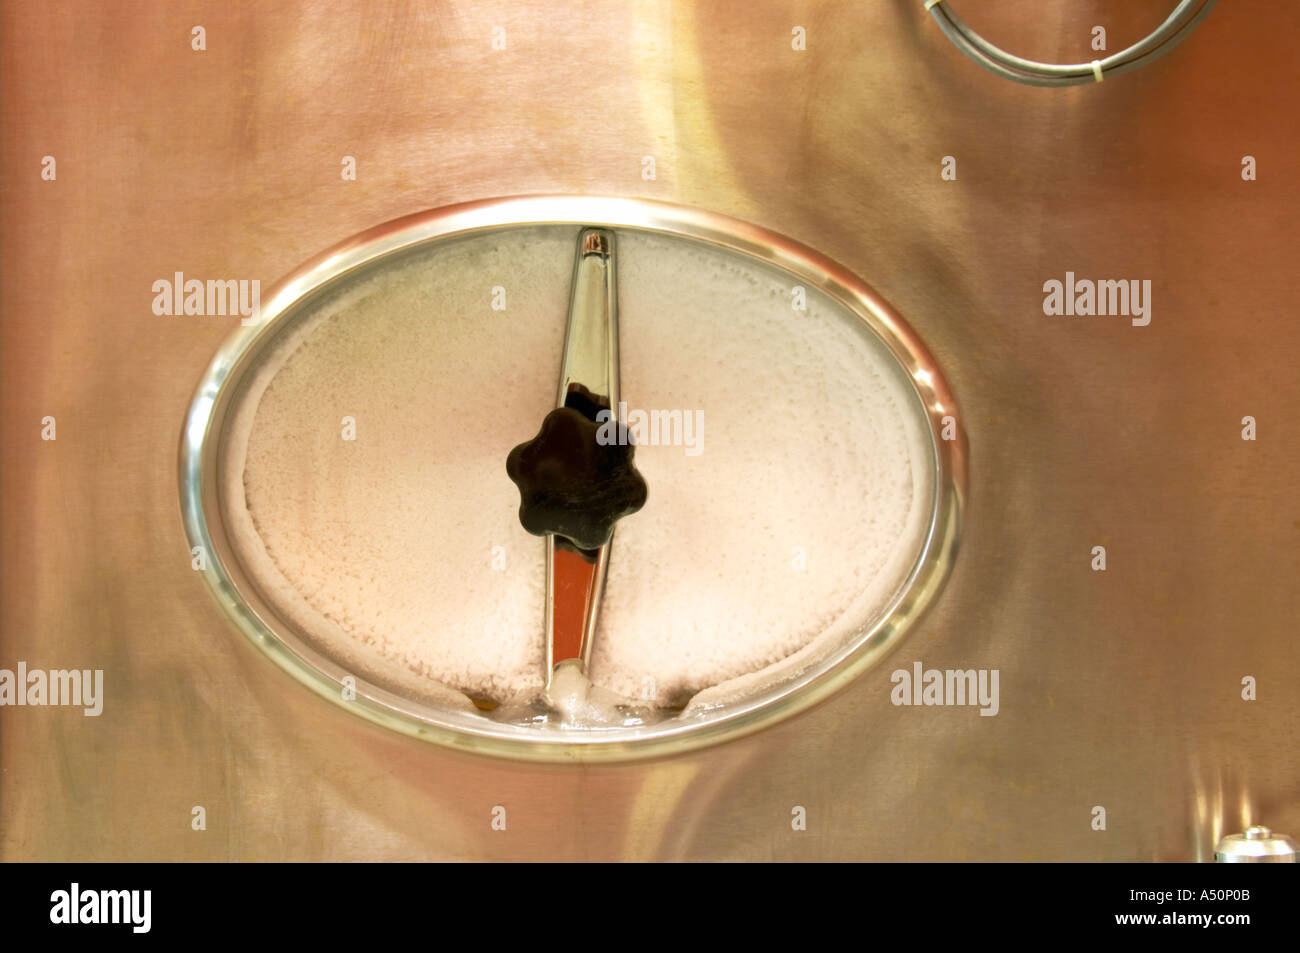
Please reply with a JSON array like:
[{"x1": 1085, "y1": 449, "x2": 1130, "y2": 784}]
[{"x1": 222, "y1": 227, "x2": 932, "y2": 719}]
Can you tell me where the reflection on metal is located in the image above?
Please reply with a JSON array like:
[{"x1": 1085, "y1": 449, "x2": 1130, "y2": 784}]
[
  {"x1": 178, "y1": 196, "x2": 964, "y2": 763},
  {"x1": 1214, "y1": 827, "x2": 1297, "y2": 863},
  {"x1": 546, "y1": 228, "x2": 619, "y2": 681},
  {"x1": 4, "y1": 1, "x2": 1296, "y2": 861}
]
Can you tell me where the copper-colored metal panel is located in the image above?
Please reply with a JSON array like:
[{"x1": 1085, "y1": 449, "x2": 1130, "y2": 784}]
[{"x1": 2, "y1": 0, "x2": 1296, "y2": 861}]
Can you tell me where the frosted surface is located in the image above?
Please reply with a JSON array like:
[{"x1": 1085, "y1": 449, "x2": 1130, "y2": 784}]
[{"x1": 222, "y1": 227, "x2": 933, "y2": 712}]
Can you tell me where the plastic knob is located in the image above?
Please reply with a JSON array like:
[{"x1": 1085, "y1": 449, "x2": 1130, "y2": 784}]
[{"x1": 506, "y1": 406, "x2": 648, "y2": 551}]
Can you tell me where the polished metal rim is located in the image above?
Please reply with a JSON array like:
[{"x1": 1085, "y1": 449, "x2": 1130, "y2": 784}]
[
  {"x1": 928, "y1": 0, "x2": 1217, "y2": 87},
  {"x1": 178, "y1": 195, "x2": 967, "y2": 763}
]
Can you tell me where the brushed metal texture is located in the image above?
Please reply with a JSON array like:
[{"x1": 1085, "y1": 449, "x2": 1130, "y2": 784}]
[{"x1": 1, "y1": 0, "x2": 1296, "y2": 861}]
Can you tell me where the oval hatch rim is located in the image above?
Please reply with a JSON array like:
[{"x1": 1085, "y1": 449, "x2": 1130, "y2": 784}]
[{"x1": 178, "y1": 195, "x2": 967, "y2": 764}]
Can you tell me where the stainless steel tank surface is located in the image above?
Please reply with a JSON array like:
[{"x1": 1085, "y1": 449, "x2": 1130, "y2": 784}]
[{"x1": 1, "y1": 1, "x2": 1295, "y2": 861}]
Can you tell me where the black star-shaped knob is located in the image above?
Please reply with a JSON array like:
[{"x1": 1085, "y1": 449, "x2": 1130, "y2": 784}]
[{"x1": 506, "y1": 406, "x2": 648, "y2": 551}]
